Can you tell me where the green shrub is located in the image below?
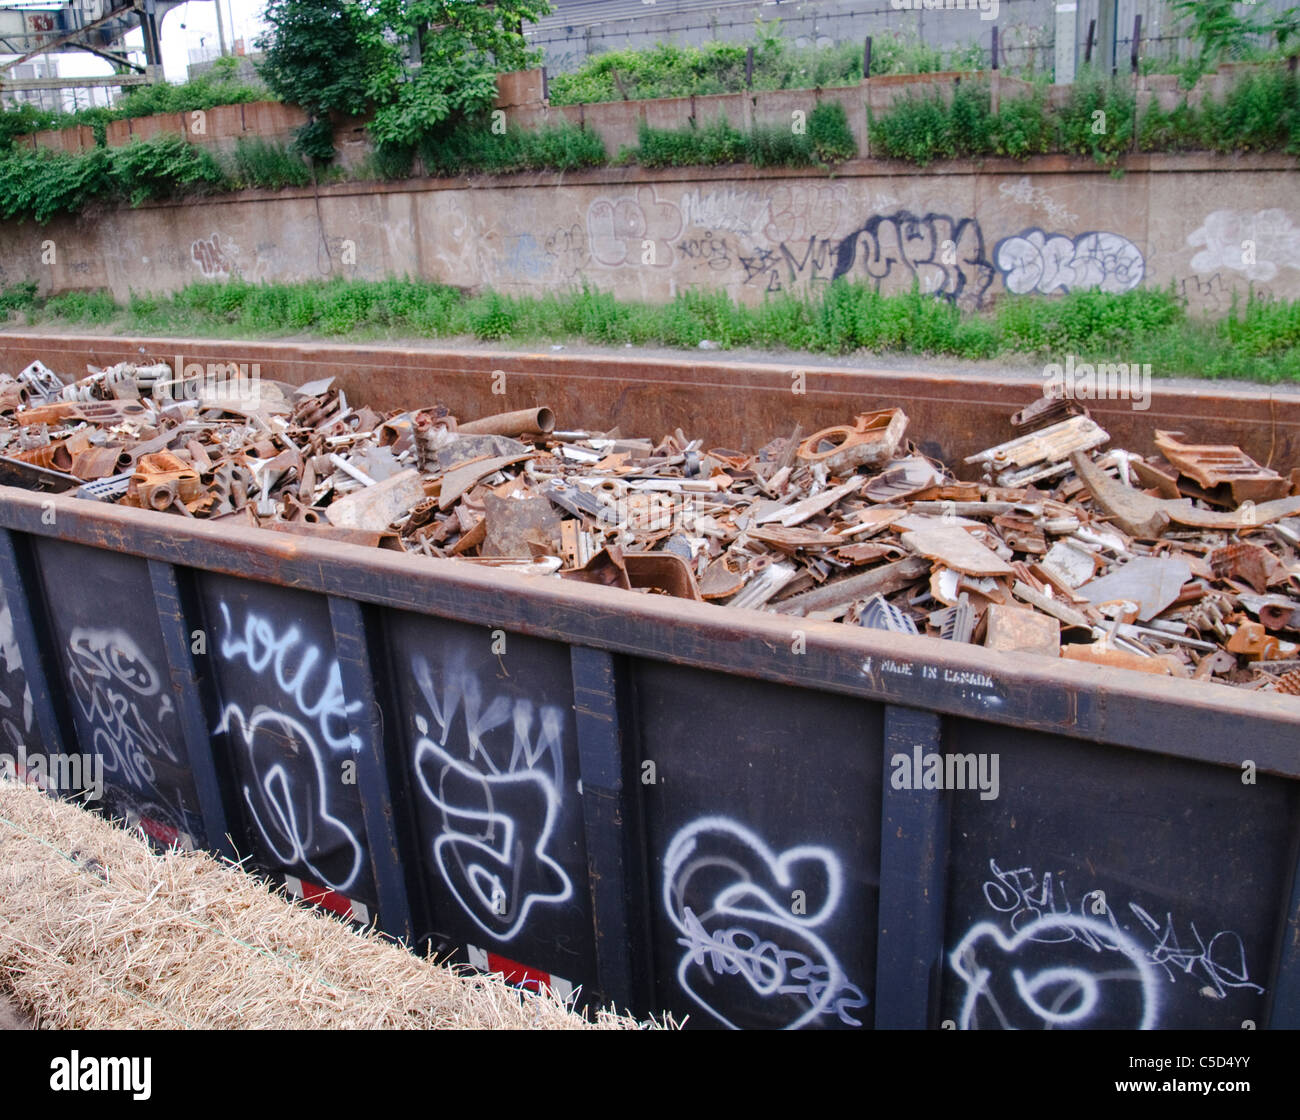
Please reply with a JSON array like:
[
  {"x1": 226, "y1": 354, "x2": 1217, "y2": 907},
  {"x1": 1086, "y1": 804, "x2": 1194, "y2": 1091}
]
[
  {"x1": 807, "y1": 101, "x2": 858, "y2": 163},
  {"x1": 110, "y1": 134, "x2": 227, "y2": 205},
  {"x1": 869, "y1": 90, "x2": 956, "y2": 166},
  {"x1": 0, "y1": 146, "x2": 113, "y2": 222},
  {"x1": 991, "y1": 87, "x2": 1054, "y2": 158},
  {"x1": 1054, "y1": 70, "x2": 1136, "y2": 166},
  {"x1": 419, "y1": 116, "x2": 606, "y2": 176},
  {"x1": 0, "y1": 281, "x2": 38, "y2": 312},
  {"x1": 230, "y1": 137, "x2": 313, "y2": 189},
  {"x1": 40, "y1": 289, "x2": 117, "y2": 323},
  {"x1": 636, "y1": 116, "x2": 745, "y2": 168}
]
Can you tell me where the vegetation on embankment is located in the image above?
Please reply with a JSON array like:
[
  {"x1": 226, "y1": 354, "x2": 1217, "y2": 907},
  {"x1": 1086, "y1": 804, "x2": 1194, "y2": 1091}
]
[{"x1": 2, "y1": 278, "x2": 1297, "y2": 383}]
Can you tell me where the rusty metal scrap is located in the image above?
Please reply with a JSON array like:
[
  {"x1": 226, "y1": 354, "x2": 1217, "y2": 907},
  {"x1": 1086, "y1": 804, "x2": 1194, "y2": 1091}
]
[{"x1": 2, "y1": 356, "x2": 1299, "y2": 691}]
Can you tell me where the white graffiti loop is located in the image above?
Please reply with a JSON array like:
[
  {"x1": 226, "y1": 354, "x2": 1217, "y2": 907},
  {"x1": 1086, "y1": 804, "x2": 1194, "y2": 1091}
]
[
  {"x1": 663, "y1": 817, "x2": 868, "y2": 1030},
  {"x1": 950, "y1": 915, "x2": 1161, "y2": 1030},
  {"x1": 218, "y1": 603, "x2": 360, "y2": 753},
  {"x1": 412, "y1": 653, "x2": 571, "y2": 943},
  {"x1": 217, "y1": 701, "x2": 364, "y2": 893}
]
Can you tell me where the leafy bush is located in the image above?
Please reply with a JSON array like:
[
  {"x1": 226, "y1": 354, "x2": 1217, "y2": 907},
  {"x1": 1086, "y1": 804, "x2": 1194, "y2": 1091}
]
[
  {"x1": 0, "y1": 281, "x2": 37, "y2": 312},
  {"x1": 110, "y1": 134, "x2": 227, "y2": 205},
  {"x1": 547, "y1": 28, "x2": 986, "y2": 106},
  {"x1": 636, "y1": 117, "x2": 746, "y2": 168},
  {"x1": 258, "y1": 0, "x2": 384, "y2": 161},
  {"x1": 1054, "y1": 70, "x2": 1136, "y2": 166},
  {"x1": 870, "y1": 90, "x2": 959, "y2": 166},
  {"x1": 0, "y1": 147, "x2": 113, "y2": 222},
  {"x1": 114, "y1": 58, "x2": 266, "y2": 119}
]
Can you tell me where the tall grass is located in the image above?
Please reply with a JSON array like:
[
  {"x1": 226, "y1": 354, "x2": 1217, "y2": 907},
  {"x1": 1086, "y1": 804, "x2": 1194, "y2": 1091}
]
[{"x1": 4, "y1": 277, "x2": 1297, "y2": 382}]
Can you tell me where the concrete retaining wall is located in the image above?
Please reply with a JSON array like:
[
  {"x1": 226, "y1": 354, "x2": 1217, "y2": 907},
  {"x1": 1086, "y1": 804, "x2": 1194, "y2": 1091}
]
[{"x1": 0, "y1": 153, "x2": 1295, "y2": 315}]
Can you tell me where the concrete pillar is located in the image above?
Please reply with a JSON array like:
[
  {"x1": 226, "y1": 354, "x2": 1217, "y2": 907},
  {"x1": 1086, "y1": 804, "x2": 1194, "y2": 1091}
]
[{"x1": 1055, "y1": 2, "x2": 1078, "y2": 84}]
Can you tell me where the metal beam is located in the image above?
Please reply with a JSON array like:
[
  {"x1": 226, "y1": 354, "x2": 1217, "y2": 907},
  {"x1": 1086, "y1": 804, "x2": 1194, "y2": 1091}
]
[
  {"x1": 0, "y1": 73, "x2": 151, "y2": 91},
  {"x1": 1, "y1": 6, "x2": 128, "y2": 74}
]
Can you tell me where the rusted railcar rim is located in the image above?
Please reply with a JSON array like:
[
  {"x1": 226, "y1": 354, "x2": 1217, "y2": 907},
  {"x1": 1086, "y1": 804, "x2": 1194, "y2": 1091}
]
[{"x1": 1, "y1": 486, "x2": 1296, "y2": 774}]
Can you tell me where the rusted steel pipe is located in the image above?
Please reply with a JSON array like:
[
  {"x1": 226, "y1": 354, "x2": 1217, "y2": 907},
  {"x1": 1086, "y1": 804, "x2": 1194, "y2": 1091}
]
[{"x1": 457, "y1": 406, "x2": 555, "y2": 438}]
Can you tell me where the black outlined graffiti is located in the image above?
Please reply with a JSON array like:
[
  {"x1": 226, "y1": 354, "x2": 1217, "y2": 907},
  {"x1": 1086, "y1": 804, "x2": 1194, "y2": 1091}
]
[{"x1": 833, "y1": 210, "x2": 996, "y2": 309}]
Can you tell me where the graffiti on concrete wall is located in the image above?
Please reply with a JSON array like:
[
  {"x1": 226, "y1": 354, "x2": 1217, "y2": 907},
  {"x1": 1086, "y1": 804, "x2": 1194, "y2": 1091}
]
[
  {"x1": 1187, "y1": 208, "x2": 1300, "y2": 283},
  {"x1": 435, "y1": 200, "x2": 503, "y2": 285},
  {"x1": 833, "y1": 210, "x2": 997, "y2": 309},
  {"x1": 663, "y1": 816, "x2": 868, "y2": 1030},
  {"x1": 762, "y1": 184, "x2": 851, "y2": 242},
  {"x1": 587, "y1": 186, "x2": 682, "y2": 268},
  {"x1": 740, "y1": 236, "x2": 837, "y2": 292},
  {"x1": 190, "y1": 232, "x2": 237, "y2": 277},
  {"x1": 997, "y1": 177, "x2": 1079, "y2": 228},
  {"x1": 995, "y1": 229, "x2": 1145, "y2": 295},
  {"x1": 679, "y1": 187, "x2": 771, "y2": 237}
]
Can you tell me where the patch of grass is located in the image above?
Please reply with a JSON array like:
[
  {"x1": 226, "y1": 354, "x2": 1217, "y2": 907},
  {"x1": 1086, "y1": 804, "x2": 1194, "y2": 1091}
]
[
  {"x1": 418, "y1": 116, "x2": 606, "y2": 177},
  {"x1": 636, "y1": 102, "x2": 855, "y2": 169},
  {"x1": 228, "y1": 138, "x2": 313, "y2": 190},
  {"x1": 38, "y1": 290, "x2": 117, "y2": 324},
  {"x1": 9, "y1": 278, "x2": 1299, "y2": 383},
  {"x1": 0, "y1": 280, "x2": 38, "y2": 313}
]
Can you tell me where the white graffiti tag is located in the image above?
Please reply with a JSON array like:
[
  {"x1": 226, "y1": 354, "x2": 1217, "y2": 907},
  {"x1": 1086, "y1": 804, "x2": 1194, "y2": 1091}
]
[
  {"x1": 995, "y1": 229, "x2": 1144, "y2": 295},
  {"x1": 950, "y1": 915, "x2": 1161, "y2": 1030},
  {"x1": 216, "y1": 702, "x2": 364, "y2": 893},
  {"x1": 411, "y1": 653, "x2": 571, "y2": 942},
  {"x1": 0, "y1": 603, "x2": 33, "y2": 751},
  {"x1": 663, "y1": 817, "x2": 868, "y2": 1030},
  {"x1": 982, "y1": 859, "x2": 1264, "y2": 998},
  {"x1": 218, "y1": 603, "x2": 360, "y2": 753},
  {"x1": 67, "y1": 626, "x2": 176, "y2": 790},
  {"x1": 214, "y1": 604, "x2": 366, "y2": 892},
  {"x1": 1188, "y1": 208, "x2": 1300, "y2": 283}
]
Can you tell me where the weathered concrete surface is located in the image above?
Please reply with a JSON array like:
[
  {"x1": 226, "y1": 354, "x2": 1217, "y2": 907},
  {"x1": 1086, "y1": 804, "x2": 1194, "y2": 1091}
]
[{"x1": 0, "y1": 154, "x2": 1295, "y2": 314}]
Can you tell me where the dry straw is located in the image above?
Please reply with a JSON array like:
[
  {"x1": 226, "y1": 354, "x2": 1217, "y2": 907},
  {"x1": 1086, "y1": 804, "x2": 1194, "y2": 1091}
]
[{"x1": 0, "y1": 778, "x2": 658, "y2": 1030}]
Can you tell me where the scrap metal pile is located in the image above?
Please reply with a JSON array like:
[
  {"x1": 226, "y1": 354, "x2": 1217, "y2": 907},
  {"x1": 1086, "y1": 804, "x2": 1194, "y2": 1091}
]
[{"x1": 4, "y1": 359, "x2": 1300, "y2": 693}]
